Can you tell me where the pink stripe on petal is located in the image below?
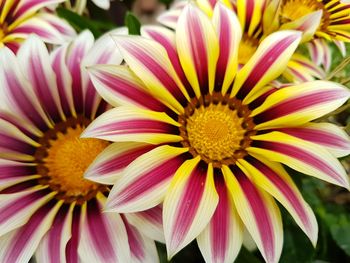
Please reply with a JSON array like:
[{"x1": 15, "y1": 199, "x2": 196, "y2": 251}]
[
  {"x1": 115, "y1": 155, "x2": 185, "y2": 206},
  {"x1": 122, "y1": 216, "x2": 145, "y2": 261},
  {"x1": 65, "y1": 207, "x2": 81, "y2": 263},
  {"x1": 237, "y1": 34, "x2": 300, "y2": 100},
  {"x1": 253, "y1": 140, "x2": 346, "y2": 185},
  {"x1": 0, "y1": 163, "x2": 34, "y2": 179},
  {"x1": 234, "y1": 167, "x2": 275, "y2": 262},
  {"x1": 254, "y1": 89, "x2": 344, "y2": 124},
  {"x1": 171, "y1": 164, "x2": 207, "y2": 249},
  {"x1": 122, "y1": 42, "x2": 187, "y2": 105},
  {"x1": 0, "y1": 133, "x2": 35, "y2": 155}
]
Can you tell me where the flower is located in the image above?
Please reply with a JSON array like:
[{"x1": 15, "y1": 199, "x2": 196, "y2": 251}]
[
  {"x1": 84, "y1": 4, "x2": 350, "y2": 263},
  {"x1": 0, "y1": 32, "x2": 162, "y2": 263}
]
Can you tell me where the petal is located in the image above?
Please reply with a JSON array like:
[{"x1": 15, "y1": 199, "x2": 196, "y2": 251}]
[
  {"x1": 65, "y1": 206, "x2": 81, "y2": 263},
  {"x1": 141, "y1": 25, "x2": 193, "y2": 97},
  {"x1": 0, "y1": 160, "x2": 38, "y2": 190},
  {"x1": 35, "y1": 204, "x2": 74, "y2": 263},
  {"x1": 212, "y1": 2, "x2": 242, "y2": 94},
  {"x1": 231, "y1": 30, "x2": 301, "y2": 104},
  {"x1": 66, "y1": 31, "x2": 95, "y2": 114},
  {"x1": 17, "y1": 35, "x2": 65, "y2": 122},
  {"x1": 105, "y1": 145, "x2": 188, "y2": 213},
  {"x1": 222, "y1": 165, "x2": 283, "y2": 263},
  {"x1": 176, "y1": 4, "x2": 219, "y2": 97},
  {"x1": 0, "y1": 187, "x2": 55, "y2": 236},
  {"x1": 12, "y1": 0, "x2": 65, "y2": 21},
  {"x1": 0, "y1": 201, "x2": 62, "y2": 263},
  {"x1": 87, "y1": 64, "x2": 168, "y2": 111},
  {"x1": 0, "y1": 47, "x2": 53, "y2": 130},
  {"x1": 249, "y1": 131, "x2": 350, "y2": 189},
  {"x1": 252, "y1": 81, "x2": 350, "y2": 129},
  {"x1": 237, "y1": 0, "x2": 264, "y2": 35},
  {"x1": 82, "y1": 106, "x2": 182, "y2": 144},
  {"x1": 50, "y1": 44, "x2": 76, "y2": 118},
  {"x1": 239, "y1": 156, "x2": 318, "y2": 246},
  {"x1": 82, "y1": 29, "x2": 125, "y2": 119},
  {"x1": 78, "y1": 195, "x2": 131, "y2": 263},
  {"x1": 85, "y1": 142, "x2": 155, "y2": 185},
  {"x1": 197, "y1": 173, "x2": 243, "y2": 263},
  {"x1": 280, "y1": 11, "x2": 323, "y2": 42},
  {"x1": 125, "y1": 205, "x2": 165, "y2": 243},
  {"x1": 122, "y1": 216, "x2": 159, "y2": 263},
  {"x1": 111, "y1": 35, "x2": 189, "y2": 114},
  {"x1": 0, "y1": 118, "x2": 39, "y2": 162},
  {"x1": 157, "y1": 1, "x2": 186, "y2": 29},
  {"x1": 163, "y1": 159, "x2": 219, "y2": 258},
  {"x1": 276, "y1": 122, "x2": 350, "y2": 158}
]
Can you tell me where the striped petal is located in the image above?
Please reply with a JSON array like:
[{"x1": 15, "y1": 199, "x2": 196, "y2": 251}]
[
  {"x1": 65, "y1": 207, "x2": 81, "y2": 263},
  {"x1": 237, "y1": 0, "x2": 264, "y2": 36},
  {"x1": 111, "y1": 35, "x2": 189, "y2": 114},
  {"x1": 82, "y1": 106, "x2": 182, "y2": 144},
  {"x1": 141, "y1": 25, "x2": 193, "y2": 97},
  {"x1": 252, "y1": 81, "x2": 350, "y2": 129},
  {"x1": 12, "y1": 0, "x2": 65, "y2": 21},
  {"x1": 17, "y1": 35, "x2": 65, "y2": 122},
  {"x1": 231, "y1": 30, "x2": 301, "y2": 104},
  {"x1": 0, "y1": 187, "x2": 55, "y2": 236},
  {"x1": 87, "y1": 65, "x2": 167, "y2": 112},
  {"x1": 0, "y1": 160, "x2": 38, "y2": 190},
  {"x1": 122, "y1": 216, "x2": 159, "y2": 263},
  {"x1": 176, "y1": 3, "x2": 219, "y2": 97},
  {"x1": 222, "y1": 165, "x2": 283, "y2": 263},
  {"x1": 105, "y1": 145, "x2": 188, "y2": 213},
  {"x1": 276, "y1": 123, "x2": 350, "y2": 158},
  {"x1": 78, "y1": 195, "x2": 131, "y2": 263},
  {"x1": 163, "y1": 158, "x2": 219, "y2": 258},
  {"x1": 0, "y1": 47, "x2": 53, "y2": 130},
  {"x1": 35, "y1": 13, "x2": 76, "y2": 40},
  {"x1": 85, "y1": 142, "x2": 155, "y2": 185},
  {"x1": 157, "y1": 1, "x2": 186, "y2": 29},
  {"x1": 212, "y1": 2, "x2": 242, "y2": 94},
  {"x1": 125, "y1": 205, "x2": 165, "y2": 243},
  {"x1": 197, "y1": 173, "x2": 243, "y2": 263},
  {"x1": 249, "y1": 131, "x2": 350, "y2": 189},
  {"x1": 239, "y1": 156, "x2": 318, "y2": 246},
  {"x1": 280, "y1": 11, "x2": 323, "y2": 42},
  {"x1": 35, "y1": 204, "x2": 74, "y2": 263},
  {"x1": 0, "y1": 201, "x2": 62, "y2": 263}
]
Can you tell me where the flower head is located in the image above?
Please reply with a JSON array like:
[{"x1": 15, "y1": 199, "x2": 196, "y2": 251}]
[
  {"x1": 84, "y1": 4, "x2": 350, "y2": 263},
  {"x1": 0, "y1": 32, "x2": 162, "y2": 263},
  {"x1": 0, "y1": 0, "x2": 75, "y2": 51}
]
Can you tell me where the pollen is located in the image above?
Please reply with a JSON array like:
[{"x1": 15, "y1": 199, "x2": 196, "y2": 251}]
[
  {"x1": 36, "y1": 121, "x2": 109, "y2": 203},
  {"x1": 179, "y1": 93, "x2": 255, "y2": 167},
  {"x1": 280, "y1": 0, "x2": 325, "y2": 23}
]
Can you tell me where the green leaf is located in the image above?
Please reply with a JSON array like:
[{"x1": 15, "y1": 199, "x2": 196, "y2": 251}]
[{"x1": 124, "y1": 12, "x2": 141, "y2": 35}]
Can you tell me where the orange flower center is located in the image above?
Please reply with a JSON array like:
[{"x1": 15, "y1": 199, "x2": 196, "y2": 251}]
[
  {"x1": 179, "y1": 93, "x2": 255, "y2": 167},
  {"x1": 36, "y1": 117, "x2": 109, "y2": 204}
]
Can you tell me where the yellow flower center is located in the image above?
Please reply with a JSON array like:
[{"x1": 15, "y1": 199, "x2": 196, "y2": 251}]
[
  {"x1": 36, "y1": 117, "x2": 109, "y2": 204},
  {"x1": 280, "y1": 0, "x2": 328, "y2": 29},
  {"x1": 179, "y1": 93, "x2": 255, "y2": 167},
  {"x1": 238, "y1": 34, "x2": 259, "y2": 65}
]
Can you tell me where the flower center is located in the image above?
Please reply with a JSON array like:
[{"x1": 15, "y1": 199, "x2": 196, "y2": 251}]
[
  {"x1": 35, "y1": 116, "x2": 109, "y2": 204},
  {"x1": 238, "y1": 34, "x2": 259, "y2": 65},
  {"x1": 0, "y1": 22, "x2": 8, "y2": 42},
  {"x1": 179, "y1": 93, "x2": 255, "y2": 167}
]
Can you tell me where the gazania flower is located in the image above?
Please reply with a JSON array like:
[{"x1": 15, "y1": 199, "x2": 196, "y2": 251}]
[
  {"x1": 0, "y1": 32, "x2": 162, "y2": 263},
  {"x1": 158, "y1": 0, "x2": 326, "y2": 83},
  {"x1": 84, "y1": 4, "x2": 350, "y2": 263},
  {"x1": 0, "y1": 0, "x2": 75, "y2": 51}
]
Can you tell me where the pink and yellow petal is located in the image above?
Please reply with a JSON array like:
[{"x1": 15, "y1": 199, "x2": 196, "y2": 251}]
[
  {"x1": 237, "y1": 0, "x2": 264, "y2": 36},
  {"x1": 249, "y1": 131, "x2": 350, "y2": 189},
  {"x1": 222, "y1": 165, "x2": 283, "y2": 263},
  {"x1": 252, "y1": 81, "x2": 350, "y2": 129},
  {"x1": 163, "y1": 158, "x2": 219, "y2": 258},
  {"x1": 212, "y1": 2, "x2": 242, "y2": 94},
  {"x1": 82, "y1": 106, "x2": 182, "y2": 144},
  {"x1": 78, "y1": 195, "x2": 131, "y2": 263},
  {"x1": 239, "y1": 156, "x2": 318, "y2": 246},
  {"x1": 231, "y1": 30, "x2": 301, "y2": 104},
  {"x1": 87, "y1": 65, "x2": 167, "y2": 112},
  {"x1": 0, "y1": 201, "x2": 62, "y2": 263},
  {"x1": 197, "y1": 174, "x2": 243, "y2": 263},
  {"x1": 125, "y1": 205, "x2": 165, "y2": 243},
  {"x1": 105, "y1": 145, "x2": 188, "y2": 213},
  {"x1": 176, "y1": 3, "x2": 219, "y2": 97},
  {"x1": 111, "y1": 35, "x2": 189, "y2": 114}
]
